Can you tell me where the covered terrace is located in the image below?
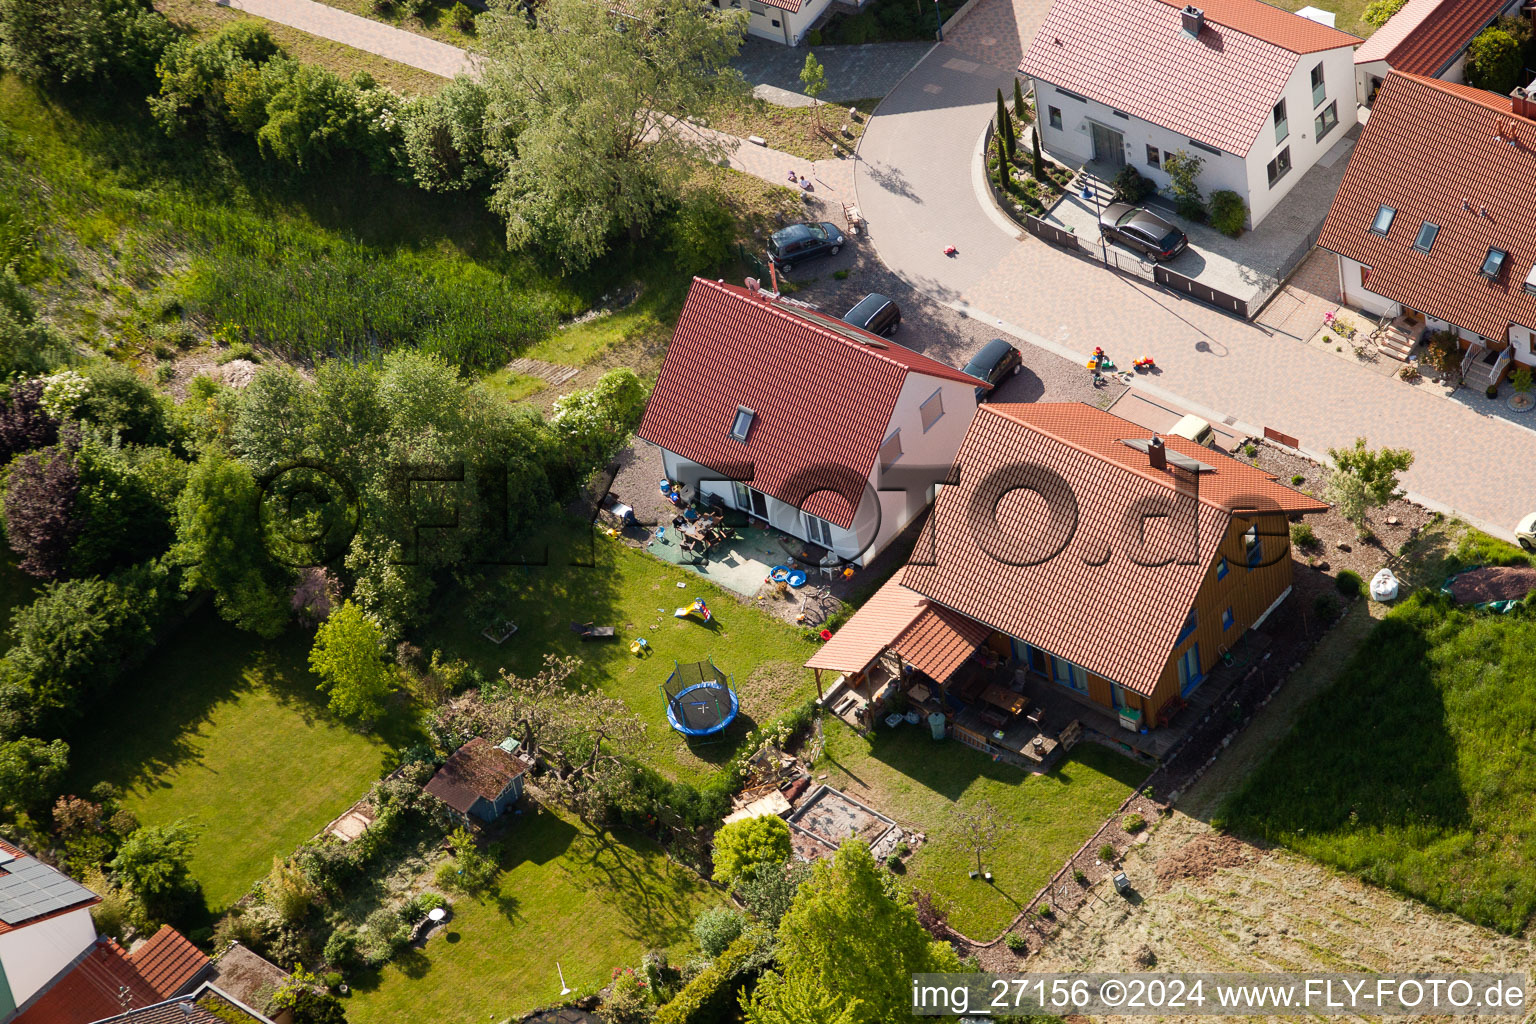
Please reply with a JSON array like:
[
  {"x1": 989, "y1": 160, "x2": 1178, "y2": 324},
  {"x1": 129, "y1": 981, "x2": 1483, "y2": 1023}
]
[{"x1": 806, "y1": 571, "x2": 991, "y2": 731}]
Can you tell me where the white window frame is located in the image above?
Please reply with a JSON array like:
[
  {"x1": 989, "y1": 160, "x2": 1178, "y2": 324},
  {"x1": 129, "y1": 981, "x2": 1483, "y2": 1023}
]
[
  {"x1": 803, "y1": 512, "x2": 834, "y2": 547},
  {"x1": 730, "y1": 406, "x2": 754, "y2": 442}
]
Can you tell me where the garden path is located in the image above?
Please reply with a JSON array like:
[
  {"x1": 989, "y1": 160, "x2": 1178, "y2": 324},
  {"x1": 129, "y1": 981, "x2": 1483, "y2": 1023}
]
[{"x1": 209, "y1": 0, "x2": 476, "y2": 76}]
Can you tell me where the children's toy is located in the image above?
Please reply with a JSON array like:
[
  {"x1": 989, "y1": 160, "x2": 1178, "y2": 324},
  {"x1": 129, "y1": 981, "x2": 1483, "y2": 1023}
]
[{"x1": 673, "y1": 598, "x2": 712, "y2": 623}]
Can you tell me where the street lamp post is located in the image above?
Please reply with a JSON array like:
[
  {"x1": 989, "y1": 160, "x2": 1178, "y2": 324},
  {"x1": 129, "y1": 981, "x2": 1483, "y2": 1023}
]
[
  {"x1": 934, "y1": 0, "x2": 943, "y2": 41},
  {"x1": 1081, "y1": 179, "x2": 1107, "y2": 261}
]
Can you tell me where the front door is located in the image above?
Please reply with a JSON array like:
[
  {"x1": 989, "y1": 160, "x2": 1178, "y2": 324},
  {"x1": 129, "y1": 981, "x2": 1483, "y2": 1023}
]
[
  {"x1": 1178, "y1": 643, "x2": 1203, "y2": 697},
  {"x1": 1090, "y1": 122, "x2": 1125, "y2": 168},
  {"x1": 733, "y1": 483, "x2": 768, "y2": 519}
]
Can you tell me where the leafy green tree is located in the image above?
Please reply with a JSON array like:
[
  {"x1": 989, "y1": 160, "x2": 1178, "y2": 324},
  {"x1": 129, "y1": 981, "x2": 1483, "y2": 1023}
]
[
  {"x1": 309, "y1": 600, "x2": 395, "y2": 724},
  {"x1": 150, "y1": 21, "x2": 283, "y2": 133},
  {"x1": 1325, "y1": 438, "x2": 1415, "y2": 535},
  {"x1": 0, "y1": 0, "x2": 173, "y2": 87},
  {"x1": 110, "y1": 821, "x2": 199, "y2": 922},
  {"x1": 1467, "y1": 27, "x2": 1523, "y2": 95},
  {"x1": 175, "y1": 451, "x2": 292, "y2": 637},
  {"x1": 732, "y1": 860, "x2": 809, "y2": 928},
  {"x1": 770, "y1": 841, "x2": 963, "y2": 1024},
  {"x1": 548, "y1": 368, "x2": 648, "y2": 480},
  {"x1": 256, "y1": 60, "x2": 361, "y2": 169},
  {"x1": 668, "y1": 186, "x2": 737, "y2": 276},
  {"x1": 0, "y1": 736, "x2": 68, "y2": 811},
  {"x1": 78, "y1": 359, "x2": 170, "y2": 446},
  {"x1": 69, "y1": 442, "x2": 178, "y2": 577},
  {"x1": 401, "y1": 76, "x2": 491, "y2": 192},
  {"x1": 712, "y1": 814, "x2": 792, "y2": 885},
  {"x1": 477, "y1": 0, "x2": 750, "y2": 268},
  {"x1": 742, "y1": 969, "x2": 861, "y2": 1024},
  {"x1": 800, "y1": 53, "x2": 827, "y2": 132},
  {"x1": 1162, "y1": 148, "x2": 1205, "y2": 220}
]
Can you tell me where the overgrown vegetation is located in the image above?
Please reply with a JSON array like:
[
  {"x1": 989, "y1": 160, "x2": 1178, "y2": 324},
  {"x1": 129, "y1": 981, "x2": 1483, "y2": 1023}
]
[{"x1": 1219, "y1": 585, "x2": 1536, "y2": 934}]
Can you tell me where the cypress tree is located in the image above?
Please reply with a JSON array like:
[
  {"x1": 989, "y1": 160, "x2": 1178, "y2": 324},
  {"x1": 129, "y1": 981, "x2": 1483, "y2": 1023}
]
[
  {"x1": 1032, "y1": 126, "x2": 1044, "y2": 182},
  {"x1": 1014, "y1": 77, "x2": 1027, "y2": 119},
  {"x1": 1003, "y1": 104, "x2": 1017, "y2": 160},
  {"x1": 996, "y1": 131, "x2": 1008, "y2": 192}
]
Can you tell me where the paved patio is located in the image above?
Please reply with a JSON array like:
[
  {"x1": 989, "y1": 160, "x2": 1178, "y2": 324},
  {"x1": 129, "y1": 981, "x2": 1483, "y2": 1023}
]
[
  {"x1": 731, "y1": 38, "x2": 935, "y2": 104},
  {"x1": 1044, "y1": 125, "x2": 1359, "y2": 316}
]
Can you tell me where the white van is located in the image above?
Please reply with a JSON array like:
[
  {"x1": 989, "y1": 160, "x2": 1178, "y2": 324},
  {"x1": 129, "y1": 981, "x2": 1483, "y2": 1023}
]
[{"x1": 1170, "y1": 414, "x2": 1216, "y2": 448}]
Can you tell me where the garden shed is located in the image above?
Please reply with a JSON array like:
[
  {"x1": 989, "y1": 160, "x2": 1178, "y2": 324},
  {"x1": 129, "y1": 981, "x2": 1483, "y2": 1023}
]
[{"x1": 423, "y1": 737, "x2": 535, "y2": 823}]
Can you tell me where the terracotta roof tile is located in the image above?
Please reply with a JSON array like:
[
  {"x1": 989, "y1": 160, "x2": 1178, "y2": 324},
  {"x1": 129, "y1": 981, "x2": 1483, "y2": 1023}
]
[
  {"x1": 423, "y1": 737, "x2": 532, "y2": 815},
  {"x1": 805, "y1": 570, "x2": 989, "y2": 682},
  {"x1": 1354, "y1": 0, "x2": 1507, "y2": 75},
  {"x1": 1021, "y1": 0, "x2": 1357, "y2": 156},
  {"x1": 638, "y1": 278, "x2": 978, "y2": 528},
  {"x1": 128, "y1": 926, "x2": 209, "y2": 998},
  {"x1": 901, "y1": 403, "x2": 1324, "y2": 696},
  {"x1": 1318, "y1": 72, "x2": 1536, "y2": 341},
  {"x1": 16, "y1": 940, "x2": 160, "y2": 1024}
]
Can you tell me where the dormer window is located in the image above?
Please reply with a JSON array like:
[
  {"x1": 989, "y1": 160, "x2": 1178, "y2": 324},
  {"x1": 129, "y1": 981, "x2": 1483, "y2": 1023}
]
[
  {"x1": 730, "y1": 406, "x2": 755, "y2": 442},
  {"x1": 1413, "y1": 221, "x2": 1439, "y2": 252},
  {"x1": 1481, "y1": 247, "x2": 1507, "y2": 278},
  {"x1": 1370, "y1": 205, "x2": 1394, "y2": 235}
]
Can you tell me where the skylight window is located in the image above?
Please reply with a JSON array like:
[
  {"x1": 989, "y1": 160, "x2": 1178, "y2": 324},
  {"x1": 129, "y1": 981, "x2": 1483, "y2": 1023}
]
[
  {"x1": 730, "y1": 407, "x2": 755, "y2": 442},
  {"x1": 1413, "y1": 221, "x2": 1439, "y2": 252},
  {"x1": 1481, "y1": 247, "x2": 1507, "y2": 278},
  {"x1": 1370, "y1": 205, "x2": 1395, "y2": 235}
]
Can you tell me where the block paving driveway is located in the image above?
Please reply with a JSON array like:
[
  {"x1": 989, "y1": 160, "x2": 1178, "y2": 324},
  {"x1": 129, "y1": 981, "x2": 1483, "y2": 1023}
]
[{"x1": 853, "y1": 0, "x2": 1536, "y2": 538}]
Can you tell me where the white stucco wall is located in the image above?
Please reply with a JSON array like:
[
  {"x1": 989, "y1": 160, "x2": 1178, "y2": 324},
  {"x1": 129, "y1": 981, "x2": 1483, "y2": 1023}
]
[
  {"x1": 658, "y1": 370, "x2": 974, "y2": 566},
  {"x1": 1356, "y1": 58, "x2": 1390, "y2": 107},
  {"x1": 0, "y1": 907, "x2": 96, "y2": 1006},
  {"x1": 1243, "y1": 46, "x2": 1358, "y2": 227},
  {"x1": 721, "y1": 0, "x2": 831, "y2": 45},
  {"x1": 1337, "y1": 255, "x2": 1403, "y2": 317},
  {"x1": 865, "y1": 372, "x2": 979, "y2": 562}
]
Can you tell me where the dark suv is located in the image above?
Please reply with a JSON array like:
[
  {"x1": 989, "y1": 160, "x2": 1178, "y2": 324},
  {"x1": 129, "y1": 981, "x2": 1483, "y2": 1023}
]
[
  {"x1": 767, "y1": 222, "x2": 845, "y2": 272},
  {"x1": 962, "y1": 338, "x2": 1022, "y2": 400},
  {"x1": 842, "y1": 293, "x2": 900, "y2": 337},
  {"x1": 1098, "y1": 202, "x2": 1188, "y2": 262}
]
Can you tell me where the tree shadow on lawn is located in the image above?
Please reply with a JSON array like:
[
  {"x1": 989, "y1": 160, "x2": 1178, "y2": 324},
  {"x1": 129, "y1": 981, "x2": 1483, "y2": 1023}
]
[
  {"x1": 556, "y1": 825, "x2": 701, "y2": 944},
  {"x1": 1218, "y1": 612, "x2": 1470, "y2": 840}
]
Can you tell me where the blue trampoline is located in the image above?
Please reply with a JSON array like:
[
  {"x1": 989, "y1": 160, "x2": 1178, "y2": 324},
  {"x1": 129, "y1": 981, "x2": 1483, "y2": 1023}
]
[{"x1": 662, "y1": 658, "x2": 739, "y2": 739}]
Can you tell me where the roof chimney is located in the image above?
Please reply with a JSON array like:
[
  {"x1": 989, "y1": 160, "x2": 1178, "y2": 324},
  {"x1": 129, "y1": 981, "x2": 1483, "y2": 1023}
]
[
  {"x1": 1180, "y1": 4, "x2": 1203, "y2": 36},
  {"x1": 1513, "y1": 84, "x2": 1536, "y2": 121},
  {"x1": 1148, "y1": 435, "x2": 1167, "y2": 471}
]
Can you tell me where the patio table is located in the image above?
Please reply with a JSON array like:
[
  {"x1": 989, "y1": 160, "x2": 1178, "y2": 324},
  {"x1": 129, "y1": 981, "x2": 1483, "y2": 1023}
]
[{"x1": 980, "y1": 684, "x2": 1028, "y2": 717}]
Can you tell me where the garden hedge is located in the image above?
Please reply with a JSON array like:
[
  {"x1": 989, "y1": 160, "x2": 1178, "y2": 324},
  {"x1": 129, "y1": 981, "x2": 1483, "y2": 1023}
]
[{"x1": 653, "y1": 930, "x2": 767, "y2": 1024}]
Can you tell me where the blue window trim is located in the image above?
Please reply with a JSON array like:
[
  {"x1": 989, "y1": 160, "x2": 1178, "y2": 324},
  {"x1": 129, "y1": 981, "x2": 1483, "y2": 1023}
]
[
  {"x1": 1222, "y1": 607, "x2": 1234, "y2": 631},
  {"x1": 1175, "y1": 608, "x2": 1197, "y2": 644},
  {"x1": 1179, "y1": 644, "x2": 1204, "y2": 697},
  {"x1": 1216, "y1": 556, "x2": 1229, "y2": 580}
]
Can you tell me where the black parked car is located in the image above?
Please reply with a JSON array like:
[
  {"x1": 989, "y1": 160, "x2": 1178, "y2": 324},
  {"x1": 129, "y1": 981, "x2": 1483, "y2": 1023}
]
[
  {"x1": 1098, "y1": 202, "x2": 1188, "y2": 262},
  {"x1": 767, "y1": 222, "x2": 845, "y2": 272},
  {"x1": 962, "y1": 338, "x2": 1022, "y2": 400},
  {"x1": 842, "y1": 293, "x2": 901, "y2": 337}
]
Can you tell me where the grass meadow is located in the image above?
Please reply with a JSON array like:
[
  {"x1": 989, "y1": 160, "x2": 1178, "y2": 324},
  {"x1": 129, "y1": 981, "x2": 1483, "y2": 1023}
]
[
  {"x1": 817, "y1": 722, "x2": 1146, "y2": 939},
  {"x1": 1218, "y1": 582, "x2": 1536, "y2": 934}
]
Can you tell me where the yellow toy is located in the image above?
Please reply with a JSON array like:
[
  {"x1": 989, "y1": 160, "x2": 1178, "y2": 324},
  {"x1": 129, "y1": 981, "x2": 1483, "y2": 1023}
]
[{"x1": 673, "y1": 598, "x2": 712, "y2": 623}]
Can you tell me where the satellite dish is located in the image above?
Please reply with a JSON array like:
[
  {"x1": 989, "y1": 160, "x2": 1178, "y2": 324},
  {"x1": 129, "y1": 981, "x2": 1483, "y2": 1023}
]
[{"x1": 745, "y1": 277, "x2": 761, "y2": 292}]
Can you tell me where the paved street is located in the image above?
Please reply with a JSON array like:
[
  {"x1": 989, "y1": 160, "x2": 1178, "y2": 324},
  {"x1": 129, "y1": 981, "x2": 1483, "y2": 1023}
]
[
  {"x1": 731, "y1": 38, "x2": 934, "y2": 103},
  {"x1": 852, "y1": 0, "x2": 1536, "y2": 539}
]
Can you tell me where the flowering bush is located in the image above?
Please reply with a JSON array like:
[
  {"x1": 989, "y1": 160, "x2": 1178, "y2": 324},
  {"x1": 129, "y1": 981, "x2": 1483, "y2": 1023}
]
[{"x1": 40, "y1": 370, "x2": 89, "y2": 419}]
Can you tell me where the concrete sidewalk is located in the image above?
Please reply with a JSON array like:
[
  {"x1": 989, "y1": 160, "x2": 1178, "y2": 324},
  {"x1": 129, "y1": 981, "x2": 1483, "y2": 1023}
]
[{"x1": 212, "y1": 0, "x2": 475, "y2": 77}]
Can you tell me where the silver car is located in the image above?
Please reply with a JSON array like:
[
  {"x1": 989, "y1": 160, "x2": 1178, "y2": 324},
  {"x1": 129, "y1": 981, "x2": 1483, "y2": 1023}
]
[{"x1": 1099, "y1": 203, "x2": 1188, "y2": 262}]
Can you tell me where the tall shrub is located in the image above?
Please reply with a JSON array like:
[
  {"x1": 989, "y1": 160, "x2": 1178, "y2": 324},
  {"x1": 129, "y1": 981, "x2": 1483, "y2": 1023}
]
[{"x1": 1162, "y1": 148, "x2": 1205, "y2": 221}]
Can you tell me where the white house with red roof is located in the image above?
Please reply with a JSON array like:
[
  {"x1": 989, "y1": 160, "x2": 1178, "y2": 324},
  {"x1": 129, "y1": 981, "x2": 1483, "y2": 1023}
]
[
  {"x1": 637, "y1": 278, "x2": 982, "y2": 566},
  {"x1": 1319, "y1": 71, "x2": 1536, "y2": 389},
  {"x1": 707, "y1": 0, "x2": 834, "y2": 45},
  {"x1": 0, "y1": 839, "x2": 100, "y2": 1016},
  {"x1": 1021, "y1": 0, "x2": 1360, "y2": 228},
  {"x1": 1353, "y1": 0, "x2": 1520, "y2": 107}
]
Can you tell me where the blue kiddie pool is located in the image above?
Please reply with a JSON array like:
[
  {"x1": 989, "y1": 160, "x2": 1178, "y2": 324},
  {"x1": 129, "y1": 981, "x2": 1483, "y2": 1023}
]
[
  {"x1": 786, "y1": 569, "x2": 808, "y2": 587},
  {"x1": 661, "y1": 658, "x2": 738, "y2": 739},
  {"x1": 769, "y1": 565, "x2": 791, "y2": 583}
]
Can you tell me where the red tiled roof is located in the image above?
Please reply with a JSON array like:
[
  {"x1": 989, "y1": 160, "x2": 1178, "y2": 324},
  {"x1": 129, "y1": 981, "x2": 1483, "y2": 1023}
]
[
  {"x1": 16, "y1": 940, "x2": 160, "y2": 1024},
  {"x1": 1354, "y1": 0, "x2": 1507, "y2": 75},
  {"x1": 127, "y1": 926, "x2": 209, "y2": 997},
  {"x1": 901, "y1": 404, "x2": 1325, "y2": 697},
  {"x1": 1021, "y1": 0, "x2": 1357, "y2": 156},
  {"x1": 423, "y1": 737, "x2": 532, "y2": 815},
  {"x1": 806, "y1": 571, "x2": 989, "y2": 682},
  {"x1": 754, "y1": 0, "x2": 804, "y2": 12},
  {"x1": 1317, "y1": 72, "x2": 1536, "y2": 341},
  {"x1": 638, "y1": 278, "x2": 978, "y2": 528}
]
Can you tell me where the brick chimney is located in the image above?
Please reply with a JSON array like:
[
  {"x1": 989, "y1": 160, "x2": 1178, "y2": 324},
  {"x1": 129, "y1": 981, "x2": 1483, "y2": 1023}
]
[
  {"x1": 1180, "y1": 5, "x2": 1204, "y2": 37},
  {"x1": 1148, "y1": 435, "x2": 1167, "y2": 471},
  {"x1": 1512, "y1": 84, "x2": 1536, "y2": 121}
]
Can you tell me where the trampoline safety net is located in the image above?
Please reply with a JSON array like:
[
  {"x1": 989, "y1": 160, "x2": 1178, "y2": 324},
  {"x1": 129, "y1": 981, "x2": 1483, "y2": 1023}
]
[{"x1": 663, "y1": 659, "x2": 738, "y2": 736}]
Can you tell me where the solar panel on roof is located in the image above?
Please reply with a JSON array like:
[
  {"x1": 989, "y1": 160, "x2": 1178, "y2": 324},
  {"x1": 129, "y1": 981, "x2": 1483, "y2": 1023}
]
[{"x1": 0, "y1": 856, "x2": 94, "y2": 924}]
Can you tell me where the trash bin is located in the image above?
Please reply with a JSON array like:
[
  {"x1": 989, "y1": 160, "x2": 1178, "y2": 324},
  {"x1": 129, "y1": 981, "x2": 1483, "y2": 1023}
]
[{"x1": 928, "y1": 712, "x2": 947, "y2": 740}]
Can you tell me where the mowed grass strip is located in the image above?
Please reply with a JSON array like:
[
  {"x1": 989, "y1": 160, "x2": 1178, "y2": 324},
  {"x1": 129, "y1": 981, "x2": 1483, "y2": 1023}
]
[
  {"x1": 817, "y1": 721, "x2": 1146, "y2": 939},
  {"x1": 67, "y1": 612, "x2": 422, "y2": 910},
  {"x1": 423, "y1": 527, "x2": 818, "y2": 784},
  {"x1": 345, "y1": 803, "x2": 722, "y2": 1024},
  {"x1": 1218, "y1": 588, "x2": 1536, "y2": 934}
]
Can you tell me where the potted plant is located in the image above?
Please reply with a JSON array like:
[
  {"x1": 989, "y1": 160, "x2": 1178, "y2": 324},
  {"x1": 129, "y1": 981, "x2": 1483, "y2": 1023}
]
[
  {"x1": 1487, "y1": 383, "x2": 1499, "y2": 399},
  {"x1": 1510, "y1": 366, "x2": 1533, "y2": 411}
]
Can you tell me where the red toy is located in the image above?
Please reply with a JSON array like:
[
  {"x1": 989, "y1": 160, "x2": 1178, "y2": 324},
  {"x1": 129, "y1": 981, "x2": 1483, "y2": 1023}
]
[
  {"x1": 943, "y1": 245, "x2": 958, "y2": 257},
  {"x1": 1134, "y1": 355, "x2": 1156, "y2": 371}
]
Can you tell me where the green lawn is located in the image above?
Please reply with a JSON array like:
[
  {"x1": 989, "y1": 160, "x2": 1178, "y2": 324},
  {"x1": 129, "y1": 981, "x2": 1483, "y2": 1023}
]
[
  {"x1": 1217, "y1": 585, "x2": 1536, "y2": 934},
  {"x1": 67, "y1": 611, "x2": 423, "y2": 911},
  {"x1": 421, "y1": 525, "x2": 818, "y2": 784},
  {"x1": 816, "y1": 721, "x2": 1147, "y2": 939},
  {"x1": 345, "y1": 803, "x2": 722, "y2": 1024},
  {"x1": 1269, "y1": 0, "x2": 1374, "y2": 42}
]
